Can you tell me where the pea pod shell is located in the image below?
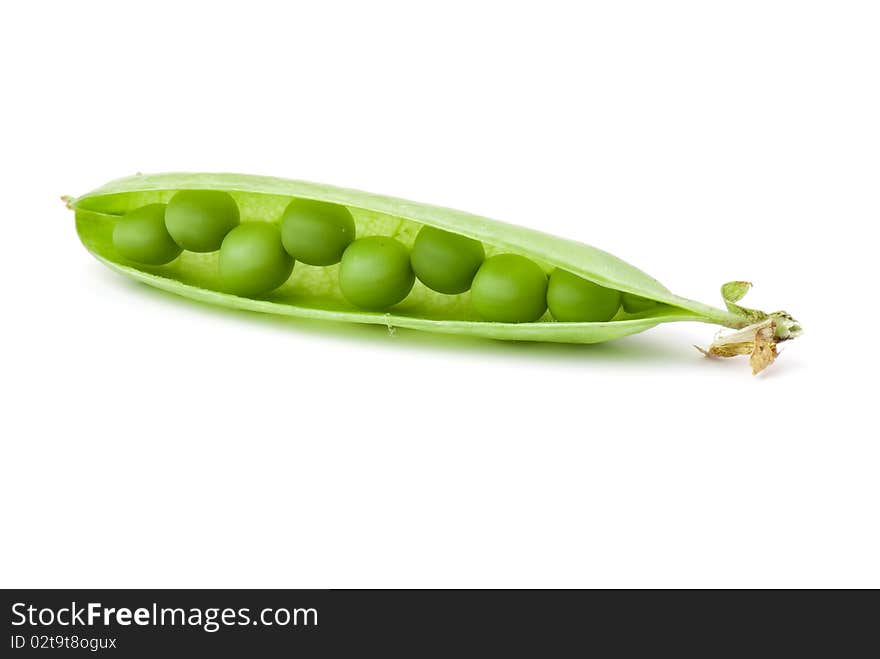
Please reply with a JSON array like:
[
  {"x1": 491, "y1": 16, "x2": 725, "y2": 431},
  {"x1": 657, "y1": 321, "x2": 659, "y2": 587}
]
[{"x1": 71, "y1": 173, "x2": 740, "y2": 343}]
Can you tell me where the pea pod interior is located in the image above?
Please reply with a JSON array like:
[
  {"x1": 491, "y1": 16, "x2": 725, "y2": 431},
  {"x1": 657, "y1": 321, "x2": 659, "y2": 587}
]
[{"x1": 72, "y1": 173, "x2": 742, "y2": 343}]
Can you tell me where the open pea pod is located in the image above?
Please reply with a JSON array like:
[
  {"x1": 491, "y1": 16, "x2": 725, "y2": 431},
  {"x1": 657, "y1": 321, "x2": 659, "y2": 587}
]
[{"x1": 68, "y1": 173, "x2": 801, "y2": 373}]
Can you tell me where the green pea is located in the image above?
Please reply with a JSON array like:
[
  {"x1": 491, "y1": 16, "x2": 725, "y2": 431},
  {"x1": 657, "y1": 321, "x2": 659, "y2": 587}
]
[
  {"x1": 339, "y1": 237, "x2": 414, "y2": 310},
  {"x1": 410, "y1": 226, "x2": 485, "y2": 294},
  {"x1": 280, "y1": 198, "x2": 356, "y2": 266},
  {"x1": 112, "y1": 203, "x2": 182, "y2": 265},
  {"x1": 219, "y1": 223, "x2": 293, "y2": 297},
  {"x1": 547, "y1": 269, "x2": 621, "y2": 322},
  {"x1": 621, "y1": 292, "x2": 658, "y2": 313},
  {"x1": 471, "y1": 254, "x2": 548, "y2": 322},
  {"x1": 166, "y1": 190, "x2": 240, "y2": 252}
]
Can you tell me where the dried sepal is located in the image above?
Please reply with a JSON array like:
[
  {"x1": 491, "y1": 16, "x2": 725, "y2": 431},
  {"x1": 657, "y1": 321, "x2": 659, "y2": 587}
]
[
  {"x1": 749, "y1": 322, "x2": 778, "y2": 374},
  {"x1": 698, "y1": 318, "x2": 780, "y2": 375},
  {"x1": 695, "y1": 342, "x2": 753, "y2": 358}
]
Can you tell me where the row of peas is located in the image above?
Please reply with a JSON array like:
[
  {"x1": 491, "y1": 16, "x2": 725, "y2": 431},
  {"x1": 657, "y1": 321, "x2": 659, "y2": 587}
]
[{"x1": 112, "y1": 190, "x2": 654, "y2": 322}]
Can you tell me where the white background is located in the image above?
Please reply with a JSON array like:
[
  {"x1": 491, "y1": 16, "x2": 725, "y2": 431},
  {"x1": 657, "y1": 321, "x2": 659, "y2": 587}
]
[{"x1": 1, "y1": 1, "x2": 877, "y2": 588}]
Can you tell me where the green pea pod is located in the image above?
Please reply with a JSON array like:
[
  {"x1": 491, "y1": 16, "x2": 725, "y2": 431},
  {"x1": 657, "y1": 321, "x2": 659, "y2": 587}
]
[{"x1": 67, "y1": 172, "x2": 801, "y2": 373}]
